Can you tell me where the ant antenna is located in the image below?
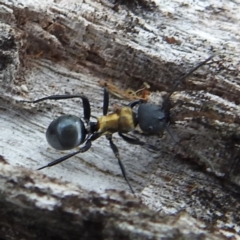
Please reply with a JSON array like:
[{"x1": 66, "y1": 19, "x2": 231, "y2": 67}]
[
  {"x1": 165, "y1": 55, "x2": 214, "y2": 101},
  {"x1": 163, "y1": 55, "x2": 215, "y2": 168}
]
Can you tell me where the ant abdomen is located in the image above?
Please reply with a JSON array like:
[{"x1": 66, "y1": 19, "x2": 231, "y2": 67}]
[{"x1": 46, "y1": 115, "x2": 86, "y2": 150}]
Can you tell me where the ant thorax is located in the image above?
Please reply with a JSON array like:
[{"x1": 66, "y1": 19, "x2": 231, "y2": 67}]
[{"x1": 97, "y1": 107, "x2": 135, "y2": 134}]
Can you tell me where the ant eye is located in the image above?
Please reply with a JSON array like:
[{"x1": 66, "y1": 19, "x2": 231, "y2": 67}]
[
  {"x1": 148, "y1": 126, "x2": 153, "y2": 131},
  {"x1": 157, "y1": 115, "x2": 165, "y2": 120}
]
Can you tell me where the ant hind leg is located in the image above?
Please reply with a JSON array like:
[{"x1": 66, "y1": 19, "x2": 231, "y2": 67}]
[
  {"x1": 37, "y1": 132, "x2": 101, "y2": 170},
  {"x1": 103, "y1": 88, "x2": 109, "y2": 116},
  {"x1": 21, "y1": 94, "x2": 91, "y2": 122}
]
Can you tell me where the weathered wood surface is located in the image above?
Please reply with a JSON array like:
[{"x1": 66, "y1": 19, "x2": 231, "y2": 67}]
[
  {"x1": 0, "y1": 0, "x2": 240, "y2": 239},
  {"x1": 0, "y1": 160, "x2": 230, "y2": 240}
]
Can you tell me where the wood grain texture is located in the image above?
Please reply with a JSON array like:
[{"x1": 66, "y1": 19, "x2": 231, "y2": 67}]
[{"x1": 0, "y1": 0, "x2": 240, "y2": 239}]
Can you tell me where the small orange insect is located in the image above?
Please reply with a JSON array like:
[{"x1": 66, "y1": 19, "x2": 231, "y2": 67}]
[{"x1": 98, "y1": 79, "x2": 150, "y2": 101}]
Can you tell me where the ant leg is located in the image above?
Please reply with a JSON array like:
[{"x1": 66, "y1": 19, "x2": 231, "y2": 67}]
[
  {"x1": 128, "y1": 99, "x2": 146, "y2": 108},
  {"x1": 113, "y1": 0, "x2": 122, "y2": 7},
  {"x1": 106, "y1": 134, "x2": 135, "y2": 194},
  {"x1": 37, "y1": 132, "x2": 101, "y2": 170},
  {"x1": 103, "y1": 88, "x2": 109, "y2": 116},
  {"x1": 37, "y1": 140, "x2": 91, "y2": 170},
  {"x1": 21, "y1": 94, "x2": 91, "y2": 122},
  {"x1": 119, "y1": 133, "x2": 158, "y2": 152}
]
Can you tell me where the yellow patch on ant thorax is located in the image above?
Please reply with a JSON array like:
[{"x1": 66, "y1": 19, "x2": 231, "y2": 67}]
[
  {"x1": 117, "y1": 107, "x2": 135, "y2": 133},
  {"x1": 97, "y1": 107, "x2": 135, "y2": 134}
]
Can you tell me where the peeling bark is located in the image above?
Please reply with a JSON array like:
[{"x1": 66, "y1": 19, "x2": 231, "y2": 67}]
[
  {"x1": 0, "y1": 160, "x2": 229, "y2": 240},
  {"x1": 0, "y1": 0, "x2": 240, "y2": 239}
]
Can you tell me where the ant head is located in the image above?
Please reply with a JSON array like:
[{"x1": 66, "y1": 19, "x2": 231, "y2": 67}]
[
  {"x1": 136, "y1": 55, "x2": 214, "y2": 135},
  {"x1": 136, "y1": 103, "x2": 167, "y2": 134}
]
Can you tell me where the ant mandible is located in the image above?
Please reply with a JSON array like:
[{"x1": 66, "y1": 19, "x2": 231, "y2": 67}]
[{"x1": 22, "y1": 55, "x2": 214, "y2": 194}]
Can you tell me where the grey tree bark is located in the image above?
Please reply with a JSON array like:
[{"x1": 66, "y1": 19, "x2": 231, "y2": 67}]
[{"x1": 0, "y1": 0, "x2": 240, "y2": 239}]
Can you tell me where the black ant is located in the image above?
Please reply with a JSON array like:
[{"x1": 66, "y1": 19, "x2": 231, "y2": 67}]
[{"x1": 22, "y1": 55, "x2": 214, "y2": 194}]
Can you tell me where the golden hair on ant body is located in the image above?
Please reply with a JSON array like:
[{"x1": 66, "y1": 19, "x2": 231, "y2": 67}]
[
  {"x1": 97, "y1": 107, "x2": 135, "y2": 134},
  {"x1": 21, "y1": 55, "x2": 214, "y2": 194}
]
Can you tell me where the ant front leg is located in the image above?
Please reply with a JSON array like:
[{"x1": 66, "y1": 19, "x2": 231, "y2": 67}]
[
  {"x1": 128, "y1": 99, "x2": 146, "y2": 108},
  {"x1": 119, "y1": 133, "x2": 158, "y2": 152},
  {"x1": 21, "y1": 94, "x2": 91, "y2": 122},
  {"x1": 106, "y1": 134, "x2": 135, "y2": 194}
]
